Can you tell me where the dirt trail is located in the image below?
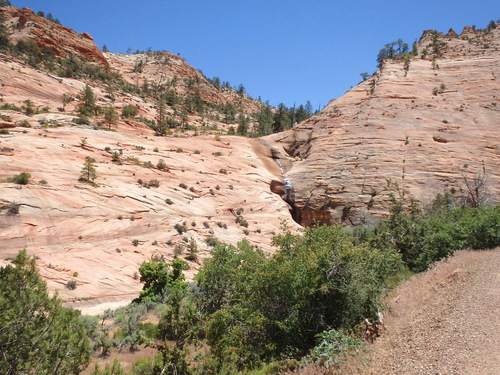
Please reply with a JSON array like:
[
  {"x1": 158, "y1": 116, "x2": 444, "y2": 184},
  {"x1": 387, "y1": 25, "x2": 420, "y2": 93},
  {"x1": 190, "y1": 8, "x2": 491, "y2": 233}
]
[{"x1": 362, "y1": 248, "x2": 500, "y2": 375}]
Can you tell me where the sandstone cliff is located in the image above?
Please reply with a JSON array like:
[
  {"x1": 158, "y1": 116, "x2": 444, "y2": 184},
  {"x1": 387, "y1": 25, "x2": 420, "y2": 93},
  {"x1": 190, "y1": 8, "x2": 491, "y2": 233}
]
[{"x1": 264, "y1": 26, "x2": 500, "y2": 226}]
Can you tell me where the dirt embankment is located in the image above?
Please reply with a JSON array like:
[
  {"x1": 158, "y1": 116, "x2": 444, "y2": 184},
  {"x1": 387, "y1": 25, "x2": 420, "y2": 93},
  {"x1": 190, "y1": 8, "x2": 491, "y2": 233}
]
[{"x1": 361, "y1": 248, "x2": 500, "y2": 375}]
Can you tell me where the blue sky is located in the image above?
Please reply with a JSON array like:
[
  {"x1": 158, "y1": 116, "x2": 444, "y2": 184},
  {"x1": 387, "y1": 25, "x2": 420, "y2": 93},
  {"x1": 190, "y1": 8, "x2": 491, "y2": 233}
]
[{"x1": 10, "y1": 0, "x2": 500, "y2": 109}]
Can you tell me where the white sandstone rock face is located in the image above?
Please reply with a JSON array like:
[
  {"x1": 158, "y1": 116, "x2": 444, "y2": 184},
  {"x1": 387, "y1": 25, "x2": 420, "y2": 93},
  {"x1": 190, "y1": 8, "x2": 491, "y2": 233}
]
[{"x1": 264, "y1": 27, "x2": 500, "y2": 226}]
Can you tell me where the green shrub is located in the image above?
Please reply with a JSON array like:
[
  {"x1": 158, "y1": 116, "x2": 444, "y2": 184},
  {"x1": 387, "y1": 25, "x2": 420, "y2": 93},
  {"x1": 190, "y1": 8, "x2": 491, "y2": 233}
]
[
  {"x1": 73, "y1": 115, "x2": 90, "y2": 125},
  {"x1": 157, "y1": 159, "x2": 167, "y2": 170},
  {"x1": 11, "y1": 172, "x2": 31, "y2": 185},
  {"x1": 6, "y1": 202, "x2": 20, "y2": 215},
  {"x1": 17, "y1": 120, "x2": 31, "y2": 128},
  {"x1": 359, "y1": 191, "x2": 500, "y2": 272},
  {"x1": 300, "y1": 329, "x2": 366, "y2": 368},
  {"x1": 66, "y1": 279, "x2": 77, "y2": 290},
  {"x1": 174, "y1": 223, "x2": 188, "y2": 234},
  {"x1": 148, "y1": 179, "x2": 160, "y2": 188},
  {"x1": 121, "y1": 104, "x2": 139, "y2": 118},
  {"x1": 197, "y1": 227, "x2": 401, "y2": 370}
]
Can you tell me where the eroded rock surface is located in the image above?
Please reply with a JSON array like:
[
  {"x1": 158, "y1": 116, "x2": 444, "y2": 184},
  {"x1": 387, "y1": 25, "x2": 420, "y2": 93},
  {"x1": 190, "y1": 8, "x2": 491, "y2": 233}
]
[{"x1": 265, "y1": 27, "x2": 500, "y2": 225}]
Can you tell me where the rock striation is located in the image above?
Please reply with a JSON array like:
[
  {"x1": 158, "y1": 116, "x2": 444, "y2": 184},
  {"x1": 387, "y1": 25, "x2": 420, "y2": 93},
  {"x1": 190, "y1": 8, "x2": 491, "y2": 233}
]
[{"x1": 264, "y1": 26, "x2": 500, "y2": 226}]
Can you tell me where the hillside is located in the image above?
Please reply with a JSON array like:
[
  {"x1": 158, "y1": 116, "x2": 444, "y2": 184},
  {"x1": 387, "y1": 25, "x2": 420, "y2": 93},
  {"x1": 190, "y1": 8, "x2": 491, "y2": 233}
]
[
  {"x1": 0, "y1": 6, "x2": 297, "y2": 311},
  {"x1": 1, "y1": 5, "x2": 499, "y2": 313},
  {"x1": 264, "y1": 26, "x2": 500, "y2": 226}
]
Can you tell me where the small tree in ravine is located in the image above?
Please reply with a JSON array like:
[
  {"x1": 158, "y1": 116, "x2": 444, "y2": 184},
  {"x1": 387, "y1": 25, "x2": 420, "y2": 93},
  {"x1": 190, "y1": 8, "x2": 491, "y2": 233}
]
[
  {"x1": 80, "y1": 157, "x2": 97, "y2": 183},
  {"x1": 104, "y1": 106, "x2": 118, "y2": 129}
]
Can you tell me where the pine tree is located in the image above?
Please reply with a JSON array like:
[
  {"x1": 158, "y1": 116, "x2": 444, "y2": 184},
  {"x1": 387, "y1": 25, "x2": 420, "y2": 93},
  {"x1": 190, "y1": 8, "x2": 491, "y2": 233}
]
[
  {"x1": 80, "y1": 157, "x2": 97, "y2": 183},
  {"x1": 0, "y1": 13, "x2": 10, "y2": 50},
  {"x1": 104, "y1": 106, "x2": 118, "y2": 129},
  {"x1": 78, "y1": 85, "x2": 98, "y2": 117}
]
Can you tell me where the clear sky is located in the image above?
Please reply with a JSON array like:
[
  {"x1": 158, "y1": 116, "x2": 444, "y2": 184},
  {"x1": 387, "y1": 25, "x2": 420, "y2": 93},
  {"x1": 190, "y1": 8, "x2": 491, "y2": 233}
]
[{"x1": 9, "y1": 0, "x2": 500, "y2": 109}]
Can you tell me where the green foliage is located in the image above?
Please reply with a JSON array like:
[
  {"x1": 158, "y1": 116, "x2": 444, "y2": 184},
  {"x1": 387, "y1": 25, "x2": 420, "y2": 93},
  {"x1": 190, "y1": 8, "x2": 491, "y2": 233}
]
[
  {"x1": 157, "y1": 159, "x2": 167, "y2": 170},
  {"x1": 137, "y1": 258, "x2": 189, "y2": 302},
  {"x1": 104, "y1": 106, "x2": 119, "y2": 129},
  {"x1": 90, "y1": 359, "x2": 126, "y2": 375},
  {"x1": 196, "y1": 230, "x2": 400, "y2": 371},
  {"x1": 113, "y1": 304, "x2": 148, "y2": 351},
  {"x1": 5, "y1": 202, "x2": 20, "y2": 215},
  {"x1": 175, "y1": 222, "x2": 188, "y2": 234},
  {"x1": 0, "y1": 250, "x2": 91, "y2": 374},
  {"x1": 236, "y1": 114, "x2": 249, "y2": 136},
  {"x1": 73, "y1": 115, "x2": 90, "y2": 125},
  {"x1": 121, "y1": 104, "x2": 139, "y2": 118},
  {"x1": 359, "y1": 187, "x2": 500, "y2": 272},
  {"x1": 78, "y1": 85, "x2": 98, "y2": 117},
  {"x1": 300, "y1": 329, "x2": 366, "y2": 368},
  {"x1": 80, "y1": 156, "x2": 97, "y2": 183},
  {"x1": 10, "y1": 172, "x2": 31, "y2": 185},
  {"x1": 0, "y1": 14, "x2": 10, "y2": 49},
  {"x1": 376, "y1": 39, "x2": 410, "y2": 68}
]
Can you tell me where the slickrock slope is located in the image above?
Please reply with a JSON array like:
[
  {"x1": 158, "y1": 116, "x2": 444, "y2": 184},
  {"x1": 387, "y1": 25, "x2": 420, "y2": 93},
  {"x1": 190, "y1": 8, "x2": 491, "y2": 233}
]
[
  {"x1": 265, "y1": 27, "x2": 500, "y2": 226},
  {"x1": 0, "y1": 115, "x2": 294, "y2": 312},
  {"x1": 0, "y1": 6, "x2": 287, "y2": 313}
]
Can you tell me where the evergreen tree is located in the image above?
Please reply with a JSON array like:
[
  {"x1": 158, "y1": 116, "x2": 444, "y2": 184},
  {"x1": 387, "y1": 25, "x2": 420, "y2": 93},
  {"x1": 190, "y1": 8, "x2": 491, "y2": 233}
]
[
  {"x1": 0, "y1": 250, "x2": 91, "y2": 374},
  {"x1": 304, "y1": 100, "x2": 313, "y2": 116},
  {"x1": 80, "y1": 157, "x2": 97, "y2": 183},
  {"x1": 255, "y1": 105, "x2": 273, "y2": 136},
  {"x1": 0, "y1": 13, "x2": 9, "y2": 50},
  {"x1": 104, "y1": 106, "x2": 118, "y2": 129},
  {"x1": 272, "y1": 103, "x2": 291, "y2": 133},
  {"x1": 236, "y1": 114, "x2": 249, "y2": 136},
  {"x1": 78, "y1": 85, "x2": 98, "y2": 117}
]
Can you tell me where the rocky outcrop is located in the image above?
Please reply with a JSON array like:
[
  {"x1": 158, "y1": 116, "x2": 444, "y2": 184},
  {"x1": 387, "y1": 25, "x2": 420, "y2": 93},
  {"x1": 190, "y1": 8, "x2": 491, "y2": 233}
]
[
  {"x1": 0, "y1": 7, "x2": 108, "y2": 66},
  {"x1": 0, "y1": 120, "x2": 16, "y2": 129},
  {"x1": 264, "y1": 26, "x2": 500, "y2": 226}
]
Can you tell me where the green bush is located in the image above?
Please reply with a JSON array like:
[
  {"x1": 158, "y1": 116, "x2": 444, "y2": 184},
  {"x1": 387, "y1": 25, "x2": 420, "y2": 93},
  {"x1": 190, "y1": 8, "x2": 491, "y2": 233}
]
[
  {"x1": 148, "y1": 179, "x2": 160, "y2": 188},
  {"x1": 11, "y1": 172, "x2": 31, "y2": 185},
  {"x1": 300, "y1": 329, "x2": 366, "y2": 368},
  {"x1": 73, "y1": 115, "x2": 90, "y2": 125},
  {"x1": 121, "y1": 104, "x2": 139, "y2": 118},
  {"x1": 360, "y1": 192, "x2": 500, "y2": 272},
  {"x1": 174, "y1": 223, "x2": 188, "y2": 234},
  {"x1": 6, "y1": 202, "x2": 20, "y2": 215},
  {"x1": 157, "y1": 159, "x2": 167, "y2": 170},
  {"x1": 197, "y1": 227, "x2": 401, "y2": 370},
  {"x1": 0, "y1": 250, "x2": 90, "y2": 373}
]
